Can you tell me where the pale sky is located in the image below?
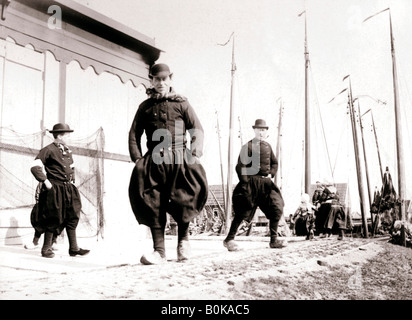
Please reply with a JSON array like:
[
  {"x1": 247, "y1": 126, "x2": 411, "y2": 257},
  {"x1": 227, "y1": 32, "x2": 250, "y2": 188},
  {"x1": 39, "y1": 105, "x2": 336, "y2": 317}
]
[{"x1": 73, "y1": 0, "x2": 412, "y2": 214}]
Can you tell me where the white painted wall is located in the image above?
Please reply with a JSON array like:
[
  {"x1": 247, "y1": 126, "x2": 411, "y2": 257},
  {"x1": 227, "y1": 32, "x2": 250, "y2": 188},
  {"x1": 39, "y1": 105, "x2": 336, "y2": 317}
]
[{"x1": 0, "y1": 38, "x2": 151, "y2": 246}]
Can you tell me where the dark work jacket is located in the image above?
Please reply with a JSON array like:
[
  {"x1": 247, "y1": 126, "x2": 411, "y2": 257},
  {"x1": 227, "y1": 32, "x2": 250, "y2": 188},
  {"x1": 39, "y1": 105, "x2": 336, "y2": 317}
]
[
  {"x1": 128, "y1": 97, "x2": 204, "y2": 163},
  {"x1": 31, "y1": 143, "x2": 74, "y2": 183},
  {"x1": 235, "y1": 139, "x2": 278, "y2": 183}
]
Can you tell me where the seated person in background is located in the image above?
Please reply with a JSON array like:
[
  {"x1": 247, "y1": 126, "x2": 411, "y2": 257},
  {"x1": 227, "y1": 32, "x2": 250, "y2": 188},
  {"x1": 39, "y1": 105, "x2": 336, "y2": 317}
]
[
  {"x1": 323, "y1": 192, "x2": 347, "y2": 240},
  {"x1": 290, "y1": 193, "x2": 316, "y2": 240},
  {"x1": 316, "y1": 182, "x2": 346, "y2": 240},
  {"x1": 312, "y1": 180, "x2": 325, "y2": 210}
]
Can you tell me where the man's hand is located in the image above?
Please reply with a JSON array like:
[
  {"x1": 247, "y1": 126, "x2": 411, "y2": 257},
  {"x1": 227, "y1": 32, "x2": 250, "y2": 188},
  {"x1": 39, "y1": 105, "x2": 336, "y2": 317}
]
[{"x1": 44, "y1": 179, "x2": 52, "y2": 190}]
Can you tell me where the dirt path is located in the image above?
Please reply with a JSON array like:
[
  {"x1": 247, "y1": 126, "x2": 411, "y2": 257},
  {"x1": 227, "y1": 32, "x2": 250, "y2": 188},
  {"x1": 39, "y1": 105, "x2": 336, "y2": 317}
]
[{"x1": 3, "y1": 236, "x2": 409, "y2": 300}]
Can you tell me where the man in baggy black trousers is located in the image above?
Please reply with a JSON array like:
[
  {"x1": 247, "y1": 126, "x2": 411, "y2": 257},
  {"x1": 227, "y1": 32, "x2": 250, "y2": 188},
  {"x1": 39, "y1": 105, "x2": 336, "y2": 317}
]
[
  {"x1": 223, "y1": 119, "x2": 286, "y2": 251},
  {"x1": 128, "y1": 63, "x2": 208, "y2": 265}
]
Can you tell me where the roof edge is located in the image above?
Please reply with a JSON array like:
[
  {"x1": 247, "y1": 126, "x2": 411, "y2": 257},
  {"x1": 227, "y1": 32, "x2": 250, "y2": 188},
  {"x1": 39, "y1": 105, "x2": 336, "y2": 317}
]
[
  {"x1": 12, "y1": 0, "x2": 163, "y2": 62},
  {"x1": 53, "y1": 0, "x2": 157, "y2": 47}
]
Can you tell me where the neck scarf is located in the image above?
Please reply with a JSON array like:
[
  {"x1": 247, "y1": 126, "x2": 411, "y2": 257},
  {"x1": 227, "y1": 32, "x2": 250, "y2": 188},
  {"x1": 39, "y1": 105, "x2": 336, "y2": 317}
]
[
  {"x1": 146, "y1": 87, "x2": 187, "y2": 102},
  {"x1": 55, "y1": 141, "x2": 72, "y2": 155}
]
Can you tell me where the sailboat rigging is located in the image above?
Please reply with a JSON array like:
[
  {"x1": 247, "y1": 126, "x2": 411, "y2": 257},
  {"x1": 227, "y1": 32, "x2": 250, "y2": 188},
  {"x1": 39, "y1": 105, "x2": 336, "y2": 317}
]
[
  {"x1": 299, "y1": 9, "x2": 373, "y2": 238},
  {"x1": 361, "y1": 108, "x2": 384, "y2": 183},
  {"x1": 345, "y1": 76, "x2": 369, "y2": 238},
  {"x1": 357, "y1": 100, "x2": 373, "y2": 208},
  {"x1": 363, "y1": 8, "x2": 407, "y2": 246},
  {"x1": 329, "y1": 77, "x2": 370, "y2": 238}
]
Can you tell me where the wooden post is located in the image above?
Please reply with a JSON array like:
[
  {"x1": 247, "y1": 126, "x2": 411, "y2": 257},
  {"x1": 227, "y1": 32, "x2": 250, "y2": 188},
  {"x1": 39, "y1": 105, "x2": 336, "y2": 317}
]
[
  {"x1": 40, "y1": 53, "x2": 47, "y2": 148},
  {"x1": 58, "y1": 60, "x2": 67, "y2": 123}
]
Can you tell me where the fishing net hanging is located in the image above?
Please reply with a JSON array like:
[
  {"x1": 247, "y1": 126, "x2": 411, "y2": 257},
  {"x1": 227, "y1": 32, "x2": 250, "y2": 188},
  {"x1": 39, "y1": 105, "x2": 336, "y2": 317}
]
[{"x1": 0, "y1": 127, "x2": 105, "y2": 240}]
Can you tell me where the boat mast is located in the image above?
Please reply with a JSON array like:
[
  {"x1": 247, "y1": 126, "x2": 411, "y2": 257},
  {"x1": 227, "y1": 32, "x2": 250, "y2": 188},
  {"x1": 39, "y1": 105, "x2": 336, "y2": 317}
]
[
  {"x1": 304, "y1": 12, "x2": 311, "y2": 194},
  {"x1": 238, "y1": 116, "x2": 244, "y2": 146},
  {"x1": 389, "y1": 11, "x2": 406, "y2": 246},
  {"x1": 357, "y1": 100, "x2": 373, "y2": 208},
  {"x1": 225, "y1": 32, "x2": 236, "y2": 234},
  {"x1": 371, "y1": 110, "x2": 384, "y2": 183},
  {"x1": 275, "y1": 98, "x2": 283, "y2": 189},
  {"x1": 362, "y1": 108, "x2": 384, "y2": 183},
  {"x1": 346, "y1": 76, "x2": 369, "y2": 238},
  {"x1": 364, "y1": 8, "x2": 406, "y2": 246},
  {"x1": 299, "y1": 10, "x2": 311, "y2": 194},
  {"x1": 215, "y1": 110, "x2": 226, "y2": 212}
]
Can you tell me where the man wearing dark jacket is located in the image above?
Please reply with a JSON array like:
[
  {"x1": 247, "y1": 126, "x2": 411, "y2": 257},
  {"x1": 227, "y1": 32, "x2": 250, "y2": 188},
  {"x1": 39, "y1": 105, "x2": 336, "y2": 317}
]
[
  {"x1": 223, "y1": 119, "x2": 286, "y2": 251},
  {"x1": 128, "y1": 63, "x2": 208, "y2": 264}
]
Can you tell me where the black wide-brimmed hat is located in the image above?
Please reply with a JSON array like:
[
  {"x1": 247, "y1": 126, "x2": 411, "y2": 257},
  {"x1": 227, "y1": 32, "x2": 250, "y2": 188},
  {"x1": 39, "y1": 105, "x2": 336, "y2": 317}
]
[
  {"x1": 252, "y1": 119, "x2": 268, "y2": 129},
  {"x1": 149, "y1": 63, "x2": 172, "y2": 78},
  {"x1": 48, "y1": 123, "x2": 74, "y2": 133}
]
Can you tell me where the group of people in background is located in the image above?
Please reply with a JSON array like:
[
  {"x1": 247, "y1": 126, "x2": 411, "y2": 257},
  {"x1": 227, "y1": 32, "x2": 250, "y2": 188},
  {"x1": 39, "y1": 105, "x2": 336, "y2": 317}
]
[
  {"x1": 25, "y1": 63, "x2": 348, "y2": 263},
  {"x1": 290, "y1": 180, "x2": 349, "y2": 241}
]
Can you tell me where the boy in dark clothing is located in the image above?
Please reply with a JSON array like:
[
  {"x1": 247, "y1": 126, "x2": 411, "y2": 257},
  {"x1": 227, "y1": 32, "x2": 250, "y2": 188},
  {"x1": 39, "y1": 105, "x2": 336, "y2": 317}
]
[{"x1": 30, "y1": 123, "x2": 89, "y2": 258}]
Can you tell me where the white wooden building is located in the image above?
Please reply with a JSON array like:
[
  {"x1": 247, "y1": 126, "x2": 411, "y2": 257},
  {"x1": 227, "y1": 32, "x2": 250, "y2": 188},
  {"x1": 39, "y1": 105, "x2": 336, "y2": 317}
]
[{"x1": 0, "y1": 0, "x2": 161, "y2": 245}]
